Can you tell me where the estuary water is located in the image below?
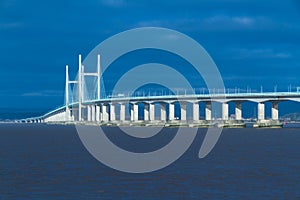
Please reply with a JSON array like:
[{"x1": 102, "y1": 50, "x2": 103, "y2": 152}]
[{"x1": 0, "y1": 124, "x2": 299, "y2": 199}]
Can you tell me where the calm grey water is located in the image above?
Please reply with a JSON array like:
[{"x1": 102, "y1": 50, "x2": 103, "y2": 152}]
[{"x1": 0, "y1": 124, "x2": 300, "y2": 199}]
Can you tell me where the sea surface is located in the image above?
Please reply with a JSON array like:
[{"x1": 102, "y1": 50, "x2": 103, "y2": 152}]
[{"x1": 0, "y1": 124, "x2": 300, "y2": 199}]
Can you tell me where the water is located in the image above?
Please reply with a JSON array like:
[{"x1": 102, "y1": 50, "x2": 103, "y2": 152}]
[{"x1": 0, "y1": 124, "x2": 300, "y2": 199}]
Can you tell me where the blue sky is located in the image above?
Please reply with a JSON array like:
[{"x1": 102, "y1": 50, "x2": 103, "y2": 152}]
[{"x1": 1, "y1": 0, "x2": 300, "y2": 115}]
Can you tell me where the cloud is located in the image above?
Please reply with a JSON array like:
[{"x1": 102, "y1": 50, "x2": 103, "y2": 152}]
[
  {"x1": 205, "y1": 15, "x2": 255, "y2": 26},
  {"x1": 135, "y1": 15, "x2": 270, "y2": 32},
  {"x1": 232, "y1": 48, "x2": 292, "y2": 59},
  {"x1": 21, "y1": 90, "x2": 63, "y2": 97},
  {"x1": 232, "y1": 17, "x2": 254, "y2": 26}
]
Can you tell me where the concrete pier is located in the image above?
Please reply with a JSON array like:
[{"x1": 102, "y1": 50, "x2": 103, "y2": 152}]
[
  {"x1": 205, "y1": 102, "x2": 212, "y2": 121},
  {"x1": 258, "y1": 102, "x2": 265, "y2": 121},
  {"x1": 144, "y1": 103, "x2": 149, "y2": 121},
  {"x1": 272, "y1": 101, "x2": 279, "y2": 120},
  {"x1": 133, "y1": 104, "x2": 139, "y2": 121},
  {"x1": 91, "y1": 105, "x2": 95, "y2": 121},
  {"x1": 192, "y1": 102, "x2": 199, "y2": 121},
  {"x1": 96, "y1": 105, "x2": 100, "y2": 122},
  {"x1": 222, "y1": 102, "x2": 229, "y2": 120},
  {"x1": 169, "y1": 103, "x2": 175, "y2": 121},
  {"x1": 180, "y1": 102, "x2": 187, "y2": 121},
  {"x1": 87, "y1": 105, "x2": 91, "y2": 121},
  {"x1": 120, "y1": 103, "x2": 125, "y2": 121},
  {"x1": 235, "y1": 102, "x2": 242, "y2": 120},
  {"x1": 149, "y1": 103, "x2": 155, "y2": 121},
  {"x1": 131, "y1": 103, "x2": 138, "y2": 121},
  {"x1": 160, "y1": 103, "x2": 166, "y2": 121},
  {"x1": 102, "y1": 104, "x2": 109, "y2": 122},
  {"x1": 110, "y1": 103, "x2": 116, "y2": 121}
]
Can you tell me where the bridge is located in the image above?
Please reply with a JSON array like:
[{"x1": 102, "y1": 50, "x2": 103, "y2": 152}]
[{"x1": 21, "y1": 54, "x2": 300, "y2": 127}]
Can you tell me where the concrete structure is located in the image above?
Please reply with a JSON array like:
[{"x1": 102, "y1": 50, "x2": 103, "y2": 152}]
[
  {"x1": 192, "y1": 102, "x2": 199, "y2": 121},
  {"x1": 22, "y1": 54, "x2": 300, "y2": 127},
  {"x1": 205, "y1": 102, "x2": 212, "y2": 121},
  {"x1": 235, "y1": 102, "x2": 242, "y2": 120}
]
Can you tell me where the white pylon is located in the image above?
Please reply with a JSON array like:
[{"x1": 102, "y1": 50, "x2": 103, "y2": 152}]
[
  {"x1": 65, "y1": 64, "x2": 70, "y2": 121},
  {"x1": 78, "y1": 54, "x2": 82, "y2": 121}
]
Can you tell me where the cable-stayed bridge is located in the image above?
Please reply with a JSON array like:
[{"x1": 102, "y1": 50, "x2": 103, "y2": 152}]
[{"x1": 20, "y1": 54, "x2": 300, "y2": 128}]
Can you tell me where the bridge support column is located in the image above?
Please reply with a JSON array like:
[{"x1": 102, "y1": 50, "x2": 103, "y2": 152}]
[
  {"x1": 71, "y1": 110, "x2": 75, "y2": 121},
  {"x1": 130, "y1": 103, "x2": 138, "y2": 121},
  {"x1": 102, "y1": 104, "x2": 109, "y2": 122},
  {"x1": 205, "y1": 102, "x2": 212, "y2": 121},
  {"x1": 222, "y1": 102, "x2": 229, "y2": 121},
  {"x1": 149, "y1": 103, "x2": 155, "y2": 121},
  {"x1": 258, "y1": 102, "x2": 265, "y2": 121},
  {"x1": 91, "y1": 105, "x2": 95, "y2": 122},
  {"x1": 65, "y1": 107, "x2": 71, "y2": 121},
  {"x1": 193, "y1": 102, "x2": 199, "y2": 121},
  {"x1": 120, "y1": 103, "x2": 125, "y2": 121},
  {"x1": 65, "y1": 108, "x2": 70, "y2": 121},
  {"x1": 87, "y1": 105, "x2": 91, "y2": 121},
  {"x1": 160, "y1": 103, "x2": 166, "y2": 121},
  {"x1": 169, "y1": 103, "x2": 175, "y2": 121},
  {"x1": 144, "y1": 103, "x2": 149, "y2": 121},
  {"x1": 235, "y1": 102, "x2": 242, "y2": 120},
  {"x1": 110, "y1": 103, "x2": 116, "y2": 121},
  {"x1": 272, "y1": 101, "x2": 279, "y2": 120},
  {"x1": 96, "y1": 105, "x2": 100, "y2": 122},
  {"x1": 180, "y1": 102, "x2": 186, "y2": 121}
]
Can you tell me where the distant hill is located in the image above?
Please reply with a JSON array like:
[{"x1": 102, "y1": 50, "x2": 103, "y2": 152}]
[{"x1": 282, "y1": 113, "x2": 300, "y2": 121}]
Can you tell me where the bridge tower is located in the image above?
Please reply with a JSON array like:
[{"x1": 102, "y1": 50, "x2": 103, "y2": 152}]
[
  {"x1": 79, "y1": 54, "x2": 101, "y2": 121},
  {"x1": 65, "y1": 65, "x2": 70, "y2": 121},
  {"x1": 65, "y1": 54, "x2": 101, "y2": 121},
  {"x1": 78, "y1": 54, "x2": 83, "y2": 121},
  {"x1": 65, "y1": 64, "x2": 79, "y2": 121}
]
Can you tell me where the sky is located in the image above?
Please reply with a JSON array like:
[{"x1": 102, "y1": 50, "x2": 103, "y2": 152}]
[{"x1": 1, "y1": 0, "x2": 300, "y2": 116}]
